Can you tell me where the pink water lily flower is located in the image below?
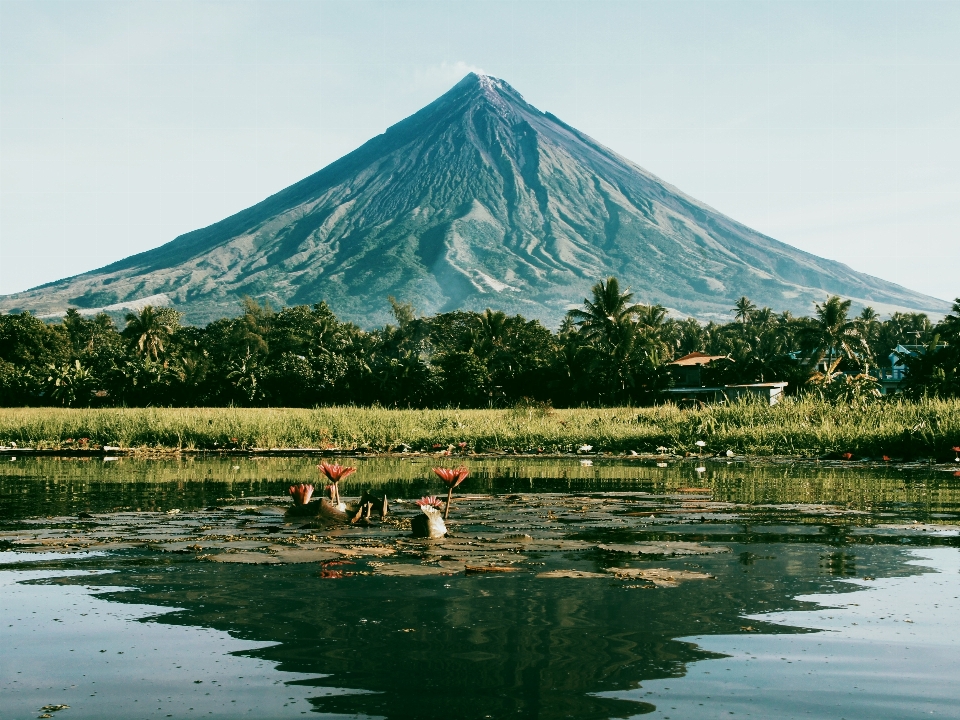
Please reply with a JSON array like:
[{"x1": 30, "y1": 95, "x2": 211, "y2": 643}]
[
  {"x1": 289, "y1": 484, "x2": 315, "y2": 506},
  {"x1": 318, "y1": 463, "x2": 356, "y2": 505},
  {"x1": 433, "y1": 466, "x2": 469, "y2": 488},
  {"x1": 411, "y1": 496, "x2": 447, "y2": 537},
  {"x1": 432, "y1": 466, "x2": 469, "y2": 519},
  {"x1": 415, "y1": 495, "x2": 444, "y2": 509}
]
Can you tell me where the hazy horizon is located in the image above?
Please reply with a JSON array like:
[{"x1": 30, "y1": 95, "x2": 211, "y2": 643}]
[{"x1": 1, "y1": 0, "x2": 958, "y2": 307}]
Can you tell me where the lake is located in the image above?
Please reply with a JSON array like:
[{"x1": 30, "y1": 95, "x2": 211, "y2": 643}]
[{"x1": 1, "y1": 456, "x2": 959, "y2": 719}]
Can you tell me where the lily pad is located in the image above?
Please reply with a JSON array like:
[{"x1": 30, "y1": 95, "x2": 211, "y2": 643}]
[
  {"x1": 537, "y1": 569, "x2": 607, "y2": 578},
  {"x1": 206, "y1": 552, "x2": 282, "y2": 564},
  {"x1": 464, "y1": 565, "x2": 521, "y2": 574},
  {"x1": 597, "y1": 542, "x2": 729, "y2": 556},
  {"x1": 518, "y1": 539, "x2": 593, "y2": 552},
  {"x1": 328, "y1": 545, "x2": 396, "y2": 558},
  {"x1": 375, "y1": 564, "x2": 460, "y2": 576},
  {"x1": 213, "y1": 540, "x2": 272, "y2": 550},
  {"x1": 604, "y1": 567, "x2": 714, "y2": 586},
  {"x1": 270, "y1": 549, "x2": 344, "y2": 563}
]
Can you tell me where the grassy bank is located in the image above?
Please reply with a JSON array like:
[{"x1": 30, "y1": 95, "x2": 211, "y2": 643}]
[{"x1": 0, "y1": 398, "x2": 958, "y2": 460}]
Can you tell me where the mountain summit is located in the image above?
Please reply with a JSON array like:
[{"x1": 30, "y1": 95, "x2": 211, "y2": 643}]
[{"x1": 2, "y1": 73, "x2": 948, "y2": 325}]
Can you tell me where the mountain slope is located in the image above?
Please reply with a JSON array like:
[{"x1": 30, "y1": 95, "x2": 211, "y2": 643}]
[{"x1": 1, "y1": 73, "x2": 949, "y2": 326}]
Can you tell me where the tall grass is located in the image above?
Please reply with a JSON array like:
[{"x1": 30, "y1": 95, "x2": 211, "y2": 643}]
[{"x1": 0, "y1": 397, "x2": 957, "y2": 459}]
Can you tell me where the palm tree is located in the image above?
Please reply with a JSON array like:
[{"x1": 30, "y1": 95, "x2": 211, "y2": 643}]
[
  {"x1": 856, "y1": 306, "x2": 881, "y2": 357},
  {"x1": 567, "y1": 277, "x2": 643, "y2": 349},
  {"x1": 476, "y1": 309, "x2": 509, "y2": 358},
  {"x1": 634, "y1": 303, "x2": 672, "y2": 365},
  {"x1": 568, "y1": 278, "x2": 670, "y2": 401},
  {"x1": 940, "y1": 298, "x2": 960, "y2": 340},
  {"x1": 635, "y1": 303, "x2": 668, "y2": 331},
  {"x1": 124, "y1": 305, "x2": 178, "y2": 362},
  {"x1": 733, "y1": 296, "x2": 756, "y2": 324},
  {"x1": 751, "y1": 307, "x2": 773, "y2": 327},
  {"x1": 805, "y1": 296, "x2": 871, "y2": 372}
]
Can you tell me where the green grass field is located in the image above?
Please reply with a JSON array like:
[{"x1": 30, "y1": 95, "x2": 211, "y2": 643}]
[{"x1": 0, "y1": 398, "x2": 958, "y2": 460}]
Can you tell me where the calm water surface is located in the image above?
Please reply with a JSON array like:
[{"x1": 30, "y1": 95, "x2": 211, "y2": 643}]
[{"x1": 1, "y1": 457, "x2": 959, "y2": 719}]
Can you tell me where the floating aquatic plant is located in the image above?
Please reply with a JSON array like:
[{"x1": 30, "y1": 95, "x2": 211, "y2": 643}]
[
  {"x1": 318, "y1": 462, "x2": 356, "y2": 506},
  {"x1": 415, "y1": 495, "x2": 444, "y2": 509},
  {"x1": 288, "y1": 483, "x2": 314, "y2": 506},
  {"x1": 433, "y1": 466, "x2": 469, "y2": 519},
  {"x1": 412, "y1": 495, "x2": 447, "y2": 538}
]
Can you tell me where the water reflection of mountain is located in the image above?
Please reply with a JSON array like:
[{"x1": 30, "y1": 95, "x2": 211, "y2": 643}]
[
  {"x1": 6, "y1": 457, "x2": 951, "y2": 717},
  {"x1": 2, "y1": 456, "x2": 958, "y2": 519},
  {"x1": 73, "y1": 543, "x2": 908, "y2": 720}
]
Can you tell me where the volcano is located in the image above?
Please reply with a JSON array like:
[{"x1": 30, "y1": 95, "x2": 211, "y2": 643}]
[{"x1": 1, "y1": 73, "x2": 948, "y2": 326}]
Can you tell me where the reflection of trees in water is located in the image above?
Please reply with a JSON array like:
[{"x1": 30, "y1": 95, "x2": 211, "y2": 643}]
[
  {"x1": 3, "y1": 457, "x2": 959, "y2": 518},
  {"x1": 73, "y1": 545, "x2": 863, "y2": 720},
  {"x1": 6, "y1": 456, "x2": 947, "y2": 717},
  {"x1": 821, "y1": 552, "x2": 858, "y2": 577}
]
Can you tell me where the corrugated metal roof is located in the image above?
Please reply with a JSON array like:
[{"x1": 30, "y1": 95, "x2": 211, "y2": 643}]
[{"x1": 668, "y1": 352, "x2": 730, "y2": 366}]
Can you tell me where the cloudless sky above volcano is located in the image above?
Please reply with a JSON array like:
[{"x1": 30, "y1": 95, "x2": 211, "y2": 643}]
[{"x1": 1, "y1": 0, "x2": 958, "y2": 308}]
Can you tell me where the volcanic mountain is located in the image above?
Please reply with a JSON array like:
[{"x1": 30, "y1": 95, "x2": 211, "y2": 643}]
[{"x1": 1, "y1": 73, "x2": 949, "y2": 326}]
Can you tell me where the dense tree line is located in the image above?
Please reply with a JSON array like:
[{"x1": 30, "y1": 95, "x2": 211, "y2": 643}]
[{"x1": 0, "y1": 278, "x2": 957, "y2": 407}]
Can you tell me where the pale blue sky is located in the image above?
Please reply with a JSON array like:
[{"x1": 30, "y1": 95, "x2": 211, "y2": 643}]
[{"x1": 1, "y1": 0, "x2": 958, "y2": 305}]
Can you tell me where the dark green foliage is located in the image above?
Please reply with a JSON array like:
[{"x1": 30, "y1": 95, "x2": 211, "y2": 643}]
[
  {"x1": 899, "y1": 299, "x2": 960, "y2": 399},
  {"x1": 46, "y1": 359, "x2": 97, "y2": 407},
  {"x1": 0, "y1": 312, "x2": 70, "y2": 404},
  {"x1": 0, "y1": 286, "x2": 957, "y2": 408}
]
